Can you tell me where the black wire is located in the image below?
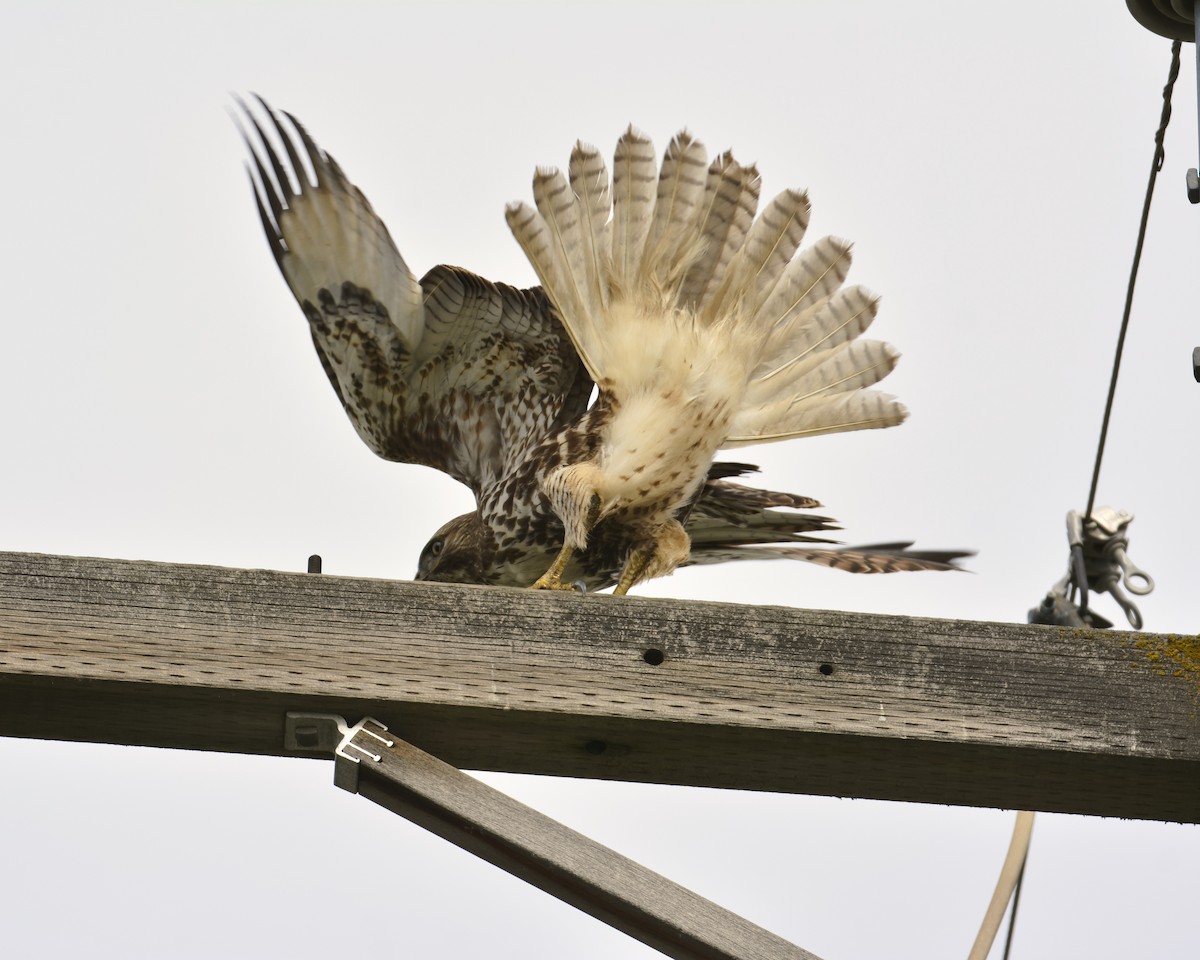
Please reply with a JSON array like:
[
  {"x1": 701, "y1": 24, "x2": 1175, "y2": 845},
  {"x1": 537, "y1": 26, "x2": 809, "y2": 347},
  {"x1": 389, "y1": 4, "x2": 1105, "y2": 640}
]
[
  {"x1": 1084, "y1": 40, "x2": 1182, "y2": 521},
  {"x1": 1049, "y1": 41, "x2": 1183, "y2": 944}
]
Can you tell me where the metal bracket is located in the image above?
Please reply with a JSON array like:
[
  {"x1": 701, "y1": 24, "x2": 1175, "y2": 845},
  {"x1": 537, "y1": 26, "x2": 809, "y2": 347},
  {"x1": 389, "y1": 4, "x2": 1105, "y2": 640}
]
[{"x1": 283, "y1": 711, "x2": 393, "y2": 793}]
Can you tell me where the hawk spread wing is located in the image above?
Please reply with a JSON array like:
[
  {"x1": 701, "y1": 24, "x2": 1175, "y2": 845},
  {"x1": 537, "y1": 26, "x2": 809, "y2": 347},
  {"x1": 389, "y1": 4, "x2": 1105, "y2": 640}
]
[{"x1": 240, "y1": 98, "x2": 591, "y2": 498}]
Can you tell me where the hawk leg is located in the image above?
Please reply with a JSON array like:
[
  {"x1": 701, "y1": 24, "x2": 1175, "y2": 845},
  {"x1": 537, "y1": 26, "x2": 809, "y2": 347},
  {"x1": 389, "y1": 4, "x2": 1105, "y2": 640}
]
[
  {"x1": 531, "y1": 493, "x2": 602, "y2": 591},
  {"x1": 530, "y1": 540, "x2": 578, "y2": 591},
  {"x1": 613, "y1": 543, "x2": 653, "y2": 596},
  {"x1": 613, "y1": 519, "x2": 690, "y2": 596}
]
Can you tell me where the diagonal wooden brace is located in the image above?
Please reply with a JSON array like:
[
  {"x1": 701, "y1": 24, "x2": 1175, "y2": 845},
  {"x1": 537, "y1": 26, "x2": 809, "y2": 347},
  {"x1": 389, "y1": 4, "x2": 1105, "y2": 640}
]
[{"x1": 286, "y1": 712, "x2": 820, "y2": 960}]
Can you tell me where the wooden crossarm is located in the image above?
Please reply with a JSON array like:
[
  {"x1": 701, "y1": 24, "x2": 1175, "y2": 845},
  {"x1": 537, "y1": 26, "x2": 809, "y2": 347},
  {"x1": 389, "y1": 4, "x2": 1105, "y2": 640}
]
[{"x1": 1, "y1": 550, "x2": 1197, "y2": 821}]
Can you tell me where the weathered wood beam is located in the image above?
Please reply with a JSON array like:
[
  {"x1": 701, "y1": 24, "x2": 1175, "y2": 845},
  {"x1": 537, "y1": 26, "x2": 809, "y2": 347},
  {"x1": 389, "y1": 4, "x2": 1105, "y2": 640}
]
[
  {"x1": 323, "y1": 715, "x2": 820, "y2": 960},
  {"x1": 0, "y1": 551, "x2": 1197, "y2": 821}
]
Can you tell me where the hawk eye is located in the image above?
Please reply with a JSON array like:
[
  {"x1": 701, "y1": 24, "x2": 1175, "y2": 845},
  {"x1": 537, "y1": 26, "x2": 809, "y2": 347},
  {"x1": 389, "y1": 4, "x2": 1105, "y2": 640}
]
[{"x1": 429, "y1": 537, "x2": 445, "y2": 557}]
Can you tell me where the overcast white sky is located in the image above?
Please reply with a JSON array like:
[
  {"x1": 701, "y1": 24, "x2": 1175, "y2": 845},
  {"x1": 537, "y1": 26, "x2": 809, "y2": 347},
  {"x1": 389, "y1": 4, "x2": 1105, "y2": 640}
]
[{"x1": 1, "y1": 2, "x2": 1197, "y2": 958}]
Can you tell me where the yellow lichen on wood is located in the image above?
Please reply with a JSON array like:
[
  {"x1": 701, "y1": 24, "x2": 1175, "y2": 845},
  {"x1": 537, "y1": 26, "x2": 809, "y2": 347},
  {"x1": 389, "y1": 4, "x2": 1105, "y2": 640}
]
[
  {"x1": 1127, "y1": 632, "x2": 1200, "y2": 697},
  {"x1": 1061, "y1": 622, "x2": 1200, "y2": 700}
]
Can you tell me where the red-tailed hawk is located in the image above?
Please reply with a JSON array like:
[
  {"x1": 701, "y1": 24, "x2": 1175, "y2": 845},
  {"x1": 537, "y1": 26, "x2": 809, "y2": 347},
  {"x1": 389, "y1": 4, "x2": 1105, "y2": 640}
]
[{"x1": 239, "y1": 97, "x2": 967, "y2": 593}]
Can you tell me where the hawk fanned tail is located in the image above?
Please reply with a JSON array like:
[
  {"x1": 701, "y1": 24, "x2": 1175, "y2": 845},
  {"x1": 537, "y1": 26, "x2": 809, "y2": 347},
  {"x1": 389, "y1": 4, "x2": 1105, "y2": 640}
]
[
  {"x1": 505, "y1": 127, "x2": 913, "y2": 591},
  {"x1": 506, "y1": 128, "x2": 907, "y2": 452}
]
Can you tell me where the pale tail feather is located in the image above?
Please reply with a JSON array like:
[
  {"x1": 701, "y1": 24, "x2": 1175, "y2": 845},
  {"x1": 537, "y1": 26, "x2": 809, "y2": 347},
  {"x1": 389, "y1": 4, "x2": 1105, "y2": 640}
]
[
  {"x1": 746, "y1": 189, "x2": 812, "y2": 307},
  {"x1": 756, "y1": 285, "x2": 879, "y2": 382},
  {"x1": 702, "y1": 188, "x2": 810, "y2": 324},
  {"x1": 726, "y1": 388, "x2": 907, "y2": 445},
  {"x1": 638, "y1": 132, "x2": 709, "y2": 291},
  {"x1": 505, "y1": 200, "x2": 564, "y2": 301},
  {"x1": 506, "y1": 197, "x2": 611, "y2": 382},
  {"x1": 569, "y1": 142, "x2": 611, "y2": 315},
  {"x1": 610, "y1": 127, "x2": 657, "y2": 291},
  {"x1": 532, "y1": 167, "x2": 607, "y2": 356},
  {"x1": 743, "y1": 338, "x2": 900, "y2": 411},
  {"x1": 758, "y1": 236, "x2": 854, "y2": 332},
  {"x1": 679, "y1": 154, "x2": 761, "y2": 312}
]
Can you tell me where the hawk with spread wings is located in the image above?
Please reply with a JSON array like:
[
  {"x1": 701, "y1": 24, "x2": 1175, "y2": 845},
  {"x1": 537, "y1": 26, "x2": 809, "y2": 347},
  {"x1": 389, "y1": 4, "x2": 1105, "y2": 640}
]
[{"x1": 240, "y1": 97, "x2": 967, "y2": 592}]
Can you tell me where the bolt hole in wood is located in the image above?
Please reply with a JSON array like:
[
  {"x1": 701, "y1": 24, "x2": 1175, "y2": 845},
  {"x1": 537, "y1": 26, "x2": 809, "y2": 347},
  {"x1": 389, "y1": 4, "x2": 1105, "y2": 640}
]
[
  {"x1": 642, "y1": 648, "x2": 665, "y2": 666},
  {"x1": 584, "y1": 740, "x2": 607, "y2": 755},
  {"x1": 818, "y1": 663, "x2": 834, "y2": 676}
]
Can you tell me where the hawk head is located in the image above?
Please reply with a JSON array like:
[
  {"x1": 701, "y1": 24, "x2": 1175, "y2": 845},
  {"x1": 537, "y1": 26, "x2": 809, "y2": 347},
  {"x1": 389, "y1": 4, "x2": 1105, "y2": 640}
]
[{"x1": 415, "y1": 512, "x2": 496, "y2": 584}]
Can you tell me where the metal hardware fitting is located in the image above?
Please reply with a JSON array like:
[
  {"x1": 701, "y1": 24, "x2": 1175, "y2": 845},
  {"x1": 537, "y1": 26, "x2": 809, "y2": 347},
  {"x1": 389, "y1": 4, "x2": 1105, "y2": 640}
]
[
  {"x1": 283, "y1": 711, "x2": 394, "y2": 792},
  {"x1": 1029, "y1": 507, "x2": 1155, "y2": 630}
]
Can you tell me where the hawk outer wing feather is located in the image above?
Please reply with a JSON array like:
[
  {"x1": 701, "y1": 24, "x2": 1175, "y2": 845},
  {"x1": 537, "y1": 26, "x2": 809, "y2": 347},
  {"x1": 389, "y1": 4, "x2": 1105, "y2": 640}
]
[
  {"x1": 240, "y1": 98, "x2": 590, "y2": 496},
  {"x1": 687, "y1": 479, "x2": 839, "y2": 544},
  {"x1": 683, "y1": 540, "x2": 972, "y2": 574},
  {"x1": 571, "y1": 467, "x2": 971, "y2": 589},
  {"x1": 684, "y1": 472, "x2": 971, "y2": 573}
]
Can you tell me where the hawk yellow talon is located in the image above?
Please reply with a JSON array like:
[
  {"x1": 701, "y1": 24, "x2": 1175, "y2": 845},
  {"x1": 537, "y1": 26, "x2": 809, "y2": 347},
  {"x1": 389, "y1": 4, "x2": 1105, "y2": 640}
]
[
  {"x1": 530, "y1": 575, "x2": 574, "y2": 591},
  {"x1": 530, "y1": 540, "x2": 576, "y2": 590}
]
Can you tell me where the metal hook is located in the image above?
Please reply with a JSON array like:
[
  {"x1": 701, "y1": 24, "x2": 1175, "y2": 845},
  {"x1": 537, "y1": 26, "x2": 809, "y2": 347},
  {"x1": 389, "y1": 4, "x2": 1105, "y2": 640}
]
[
  {"x1": 1106, "y1": 579, "x2": 1145, "y2": 631},
  {"x1": 1110, "y1": 541, "x2": 1155, "y2": 596}
]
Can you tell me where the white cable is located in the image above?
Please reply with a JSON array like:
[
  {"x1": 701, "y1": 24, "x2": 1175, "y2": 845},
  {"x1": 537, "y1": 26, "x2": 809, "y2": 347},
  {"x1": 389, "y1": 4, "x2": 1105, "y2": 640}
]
[{"x1": 967, "y1": 811, "x2": 1036, "y2": 960}]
